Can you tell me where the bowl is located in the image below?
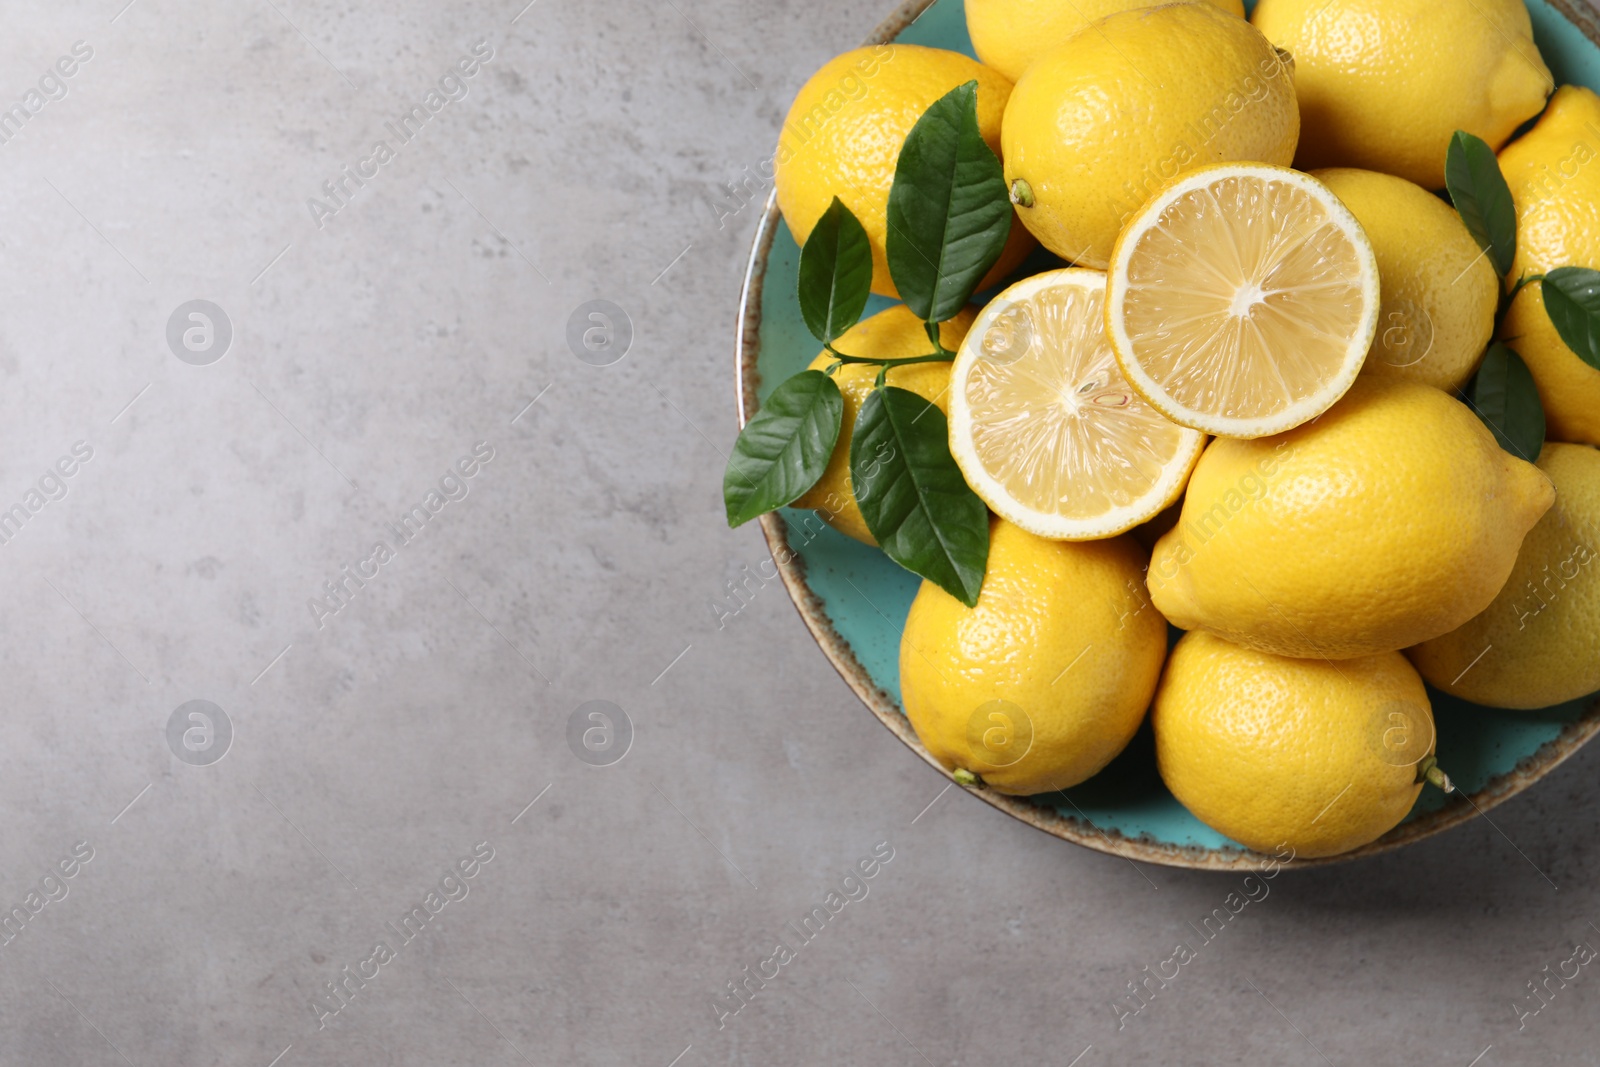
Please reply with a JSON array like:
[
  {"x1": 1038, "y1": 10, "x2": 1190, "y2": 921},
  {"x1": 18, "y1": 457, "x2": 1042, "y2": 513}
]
[{"x1": 734, "y1": 0, "x2": 1600, "y2": 870}]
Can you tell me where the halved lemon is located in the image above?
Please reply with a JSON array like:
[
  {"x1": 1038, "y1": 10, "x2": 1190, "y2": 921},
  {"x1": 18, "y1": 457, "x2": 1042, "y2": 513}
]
[
  {"x1": 949, "y1": 268, "x2": 1206, "y2": 540},
  {"x1": 1105, "y1": 163, "x2": 1380, "y2": 439}
]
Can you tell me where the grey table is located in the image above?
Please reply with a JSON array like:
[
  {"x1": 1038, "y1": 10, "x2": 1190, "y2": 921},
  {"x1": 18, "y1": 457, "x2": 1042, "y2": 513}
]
[{"x1": 0, "y1": 0, "x2": 1595, "y2": 1063}]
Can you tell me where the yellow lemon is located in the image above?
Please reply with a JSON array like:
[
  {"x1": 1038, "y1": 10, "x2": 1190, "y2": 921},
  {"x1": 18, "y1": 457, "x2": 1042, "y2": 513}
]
[
  {"x1": 1252, "y1": 0, "x2": 1551, "y2": 190},
  {"x1": 1106, "y1": 163, "x2": 1378, "y2": 438},
  {"x1": 1499, "y1": 86, "x2": 1600, "y2": 447},
  {"x1": 1314, "y1": 168, "x2": 1498, "y2": 393},
  {"x1": 1154, "y1": 630, "x2": 1434, "y2": 858},
  {"x1": 1410, "y1": 443, "x2": 1600, "y2": 709},
  {"x1": 774, "y1": 45, "x2": 1034, "y2": 299},
  {"x1": 1001, "y1": 2, "x2": 1298, "y2": 268},
  {"x1": 900, "y1": 520, "x2": 1166, "y2": 795},
  {"x1": 1148, "y1": 377, "x2": 1555, "y2": 659},
  {"x1": 794, "y1": 305, "x2": 975, "y2": 545},
  {"x1": 966, "y1": 0, "x2": 1245, "y2": 83},
  {"x1": 948, "y1": 268, "x2": 1205, "y2": 540}
]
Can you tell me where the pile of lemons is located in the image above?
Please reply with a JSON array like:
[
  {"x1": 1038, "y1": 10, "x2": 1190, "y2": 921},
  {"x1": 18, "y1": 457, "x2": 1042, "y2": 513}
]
[{"x1": 772, "y1": 0, "x2": 1600, "y2": 858}]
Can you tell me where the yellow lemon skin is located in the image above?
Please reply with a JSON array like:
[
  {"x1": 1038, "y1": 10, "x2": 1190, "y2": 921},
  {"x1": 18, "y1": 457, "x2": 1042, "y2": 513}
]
[
  {"x1": 967, "y1": 0, "x2": 1245, "y2": 83},
  {"x1": 1410, "y1": 444, "x2": 1600, "y2": 709},
  {"x1": 1001, "y1": 2, "x2": 1298, "y2": 268},
  {"x1": 1148, "y1": 377, "x2": 1555, "y2": 659},
  {"x1": 774, "y1": 45, "x2": 1034, "y2": 300},
  {"x1": 794, "y1": 306, "x2": 975, "y2": 545},
  {"x1": 1499, "y1": 86, "x2": 1600, "y2": 447},
  {"x1": 1313, "y1": 168, "x2": 1497, "y2": 393},
  {"x1": 900, "y1": 520, "x2": 1166, "y2": 796},
  {"x1": 1154, "y1": 631, "x2": 1432, "y2": 858},
  {"x1": 1252, "y1": 0, "x2": 1551, "y2": 190}
]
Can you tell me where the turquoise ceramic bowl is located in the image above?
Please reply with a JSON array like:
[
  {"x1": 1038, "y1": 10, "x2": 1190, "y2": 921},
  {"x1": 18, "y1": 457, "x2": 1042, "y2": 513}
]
[{"x1": 736, "y1": 0, "x2": 1600, "y2": 869}]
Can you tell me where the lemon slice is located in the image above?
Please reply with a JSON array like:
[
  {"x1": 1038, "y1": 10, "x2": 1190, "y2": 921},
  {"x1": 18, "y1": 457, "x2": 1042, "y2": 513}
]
[
  {"x1": 949, "y1": 268, "x2": 1206, "y2": 540},
  {"x1": 1105, "y1": 163, "x2": 1380, "y2": 439}
]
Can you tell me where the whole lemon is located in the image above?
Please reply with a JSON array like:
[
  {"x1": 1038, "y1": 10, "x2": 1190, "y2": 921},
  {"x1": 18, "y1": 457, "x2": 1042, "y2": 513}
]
[
  {"x1": 774, "y1": 45, "x2": 1034, "y2": 299},
  {"x1": 1148, "y1": 377, "x2": 1555, "y2": 659},
  {"x1": 1499, "y1": 86, "x2": 1600, "y2": 446},
  {"x1": 1252, "y1": 0, "x2": 1551, "y2": 189},
  {"x1": 1314, "y1": 168, "x2": 1497, "y2": 393},
  {"x1": 1154, "y1": 630, "x2": 1434, "y2": 858},
  {"x1": 900, "y1": 520, "x2": 1166, "y2": 796},
  {"x1": 1001, "y1": 2, "x2": 1298, "y2": 268},
  {"x1": 967, "y1": 0, "x2": 1245, "y2": 83},
  {"x1": 794, "y1": 305, "x2": 975, "y2": 544},
  {"x1": 1410, "y1": 444, "x2": 1600, "y2": 709}
]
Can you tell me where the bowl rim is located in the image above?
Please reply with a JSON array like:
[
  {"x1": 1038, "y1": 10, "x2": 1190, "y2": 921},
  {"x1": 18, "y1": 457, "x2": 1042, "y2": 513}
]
[{"x1": 735, "y1": 0, "x2": 1600, "y2": 871}]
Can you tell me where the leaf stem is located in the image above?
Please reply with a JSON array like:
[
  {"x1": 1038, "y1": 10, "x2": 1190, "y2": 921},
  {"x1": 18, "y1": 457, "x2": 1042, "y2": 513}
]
[
  {"x1": 1507, "y1": 272, "x2": 1544, "y2": 303},
  {"x1": 1495, "y1": 272, "x2": 1545, "y2": 337},
  {"x1": 827, "y1": 350, "x2": 957, "y2": 369}
]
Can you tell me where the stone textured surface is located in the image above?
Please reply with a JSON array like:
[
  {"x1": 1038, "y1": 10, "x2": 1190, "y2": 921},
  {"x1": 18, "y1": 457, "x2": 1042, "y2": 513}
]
[{"x1": 0, "y1": 0, "x2": 1597, "y2": 1064}]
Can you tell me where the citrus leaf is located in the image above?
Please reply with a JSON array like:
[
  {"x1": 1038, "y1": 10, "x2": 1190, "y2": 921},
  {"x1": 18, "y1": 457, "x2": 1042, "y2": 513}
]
[
  {"x1": 851, "y1": 386, "x2": 988, "y2": 605},
  {"x1": 1445, "y1": 130, "x2": 1517, "y2": 279},
  {"x1": 885, "y1": 81, "x2": 1012, "y2": 324},
  {"x1": 1541, "y1": 267, "x2": 1600, "y2": 370},
  {"x1": 724, "y1": 371, "x2": 843, "y2": 527},
  {"x1": 797, "y1": 197, "x2": 873, "y2": 344},
  {"x1": 1468, "y1": 342, "x2": 1544, "y2": 462}
]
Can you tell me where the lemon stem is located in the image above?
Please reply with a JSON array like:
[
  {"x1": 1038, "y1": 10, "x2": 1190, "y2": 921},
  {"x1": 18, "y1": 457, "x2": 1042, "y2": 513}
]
[
  {"x1": 1416, "y1": 756, "x2": 1455, "y2": 794},
  {"x1": 1009, "y1": 179, "x2": 1034, "y2": 208},
  {"x1": 953, "y1": 768, "x2": 982, "y2": 787}
]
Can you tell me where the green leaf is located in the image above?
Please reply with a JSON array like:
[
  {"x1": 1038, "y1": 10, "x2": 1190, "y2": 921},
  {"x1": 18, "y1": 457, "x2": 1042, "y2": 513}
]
[
  {"x1": 885, "y1": 81, "x2": 1012, "y2": 324},
  {"x1": 1468, "y1": 342, "x2": 1545, "y2": 462},
  {"x1": 1445, "y1": 130, "x2": 1517, "y2": 278},
  {"x1": 851, "y1": 386, "x2": 989, "y2": 605},
  {"x1": 1541, "y1": 267, "x2": 1600, "y2": 370},
  {"x1": 724, "y1": 371, "x2": 843, "y2": 527},
  {"x1": 797, "y1": 197, "x2": 872, "y2": 344}
]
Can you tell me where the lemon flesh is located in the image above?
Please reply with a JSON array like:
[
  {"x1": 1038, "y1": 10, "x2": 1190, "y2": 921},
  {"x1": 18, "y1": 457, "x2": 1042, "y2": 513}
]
[
  {"x1": 949, "y1": 269, "x2": 1204, "y2": 540},
  {"x1": 1106, "y1": 163, "x2": 1379, "y2": 438}
]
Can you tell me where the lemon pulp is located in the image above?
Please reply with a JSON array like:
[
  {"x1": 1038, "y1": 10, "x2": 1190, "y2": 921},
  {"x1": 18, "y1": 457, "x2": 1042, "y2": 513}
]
[
  {"x1": 950, "y1": 269, "x2": 1204, "y2": 540},
  {"x1": 1107, "y1": 164, "x2": 1379, "y2": 439}
]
